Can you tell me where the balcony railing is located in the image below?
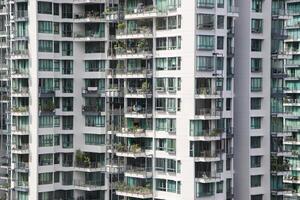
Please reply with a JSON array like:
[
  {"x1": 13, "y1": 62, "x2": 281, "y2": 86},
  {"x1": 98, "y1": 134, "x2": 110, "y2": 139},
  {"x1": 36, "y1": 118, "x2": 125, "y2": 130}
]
[
  {"x1": 192, "y1": 150, "x2": 222, "y2": 158},
  {"x1": 117, "y1": 27, "x2": 153, "y2": 36},
  {"x1": 195, "y1": 108, "x2": 222, "y2": 117},
  {"x1": 116, "y1": 182, "x2": 152, "y2": 196},
  {"x1": 74, "y1": 180, "x2": 104, "y2": 188},
  {"x1": 75, "y1": 161, "x2": 104, "y2": 169},
  {"x1": 196, "y1": 88, "x2": 221, "y2": 96},
  {"x1": 127, "y1": 106, "x2": 152, "y2": 115},
  {"x1": 115, "y1": 144, "x2": 145, "y2": 154},
  {"x1": 73, "y1": 11, "x2": 105, "y2": 20}
]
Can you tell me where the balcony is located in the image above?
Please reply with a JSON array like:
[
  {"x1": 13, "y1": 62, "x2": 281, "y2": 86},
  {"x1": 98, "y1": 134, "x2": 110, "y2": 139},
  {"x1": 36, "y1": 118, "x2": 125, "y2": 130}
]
[
  {"x1": 190, "y1": 128, "x2": 223, "y2": 141},
  {"x1": 112, "y1": 68, "x2": 152, "y2": 78},
  {"x1": 11, "y1": 125, "x2": 29, "y2": 135},
  {"x1": 192, "y1": 150, "x2": 222, "y2": 162},
  {"x1": 126, "y1": 106, "x2": 152, "y2": 118},
  {"x1": 73, "y1": 180, "x2": 105, "y2": 191},
  {"x1": 272, "y1": 9, "x2": 291, "y2": 19},
  {"x1": 11, "y1": 106, "x2": 29, "y2": 116},
  {"x1": 195, "y1": 170, "x2": 221, "y2": 183},
  {"x1": 114, "y1": 47, "x2": 152, "y2": 59},
  {"x1": 117, "y1": 127, "x2": 146, "y2": 138},
  {"x1": 195, "y1": 108, "x2": 222, "y2": 120},
  {"x1": 38, "y1": 88, "x2": 55, "y2": 98},
  {"x1": 10, "y1": 49, "x2": 29, "y2": 59},
  {"x1": 74, "y1": 161, "x2": 105, "y2": 172},
  {"x1": 115, "y1": 144, "x2": 147, "y2": 157},
  {"x1": 73, "y1": 32, "x2": 105, "y2": 41},
  {"x1": 116, "y1": 182, "x2": 152, "y2": 199},
  {"x1": 11, "y1": 69, "x2": 29, "y2": 78},
  {"x1": 116, "y1": 27, "x2": 153, "y2": 39},
  {"x1": 126, "y1": 87, "x2": 152, "y2": 98},
  {"x1": 12, "y1": 87, "x2": 29, "y2": 97},
  {"x1": 124, "y1": 166, "x2": 152, "y2": 178},
  {"x1": 195, "y1": 88, "x2": 222, "y2": 99},
  {"x1": 73, "y1": 11, "x2": 105, "y2": 23},
  {"x1": 197, "y1": 0, "x2": 215, "y2": 9},
  {"x1": 15, "y1": 10, "x2": 28, "y2": 21},
  {"x1": 82, "y1": 105, "x2": 104, "y2": 116},
  {"x1": 13, "y1": 162, "x2": 29, "y2": 172},
  {"x1": 82, "y1": 87, "x2": 105, "y2": 97},
  {"x1": 11, "y1": 144, "x2": 29, "y2": 154},
  {"x1": 14, "y1": 181, "x2": 29, "y2": 192}
]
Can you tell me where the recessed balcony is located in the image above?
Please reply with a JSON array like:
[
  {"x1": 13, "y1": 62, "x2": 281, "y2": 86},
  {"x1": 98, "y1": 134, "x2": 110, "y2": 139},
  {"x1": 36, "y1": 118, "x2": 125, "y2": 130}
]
[
  {"x1": 116, "y1": 182, "x2": 152, "y2": 199},
  {"x1": 195, "y1": 170, "x2": 221, "y2": 183},
  {"x1": 38, "y1": 88, "x2": 55, "y2": 98},
  {"x1": 116, "y1": 27, "x2": 153, "y2": 39},
  {"x1": 126, "y1": 106, "x2": 152, "y2": 118},
  {"x1": 195, "y1": 88, "x2": 222, "y2": 99},
  {"x1": 11, "y1": 106, "x2": 29, "y2": 116},
  {"x1": 82, "y1": 87, "x2": 105, "y2": 97},
  {"x1": 115, "y1": 144, "x2": 147, "y2": 158},
  {"x1": 82, "y1": 105, "x2": 104, "y2": 116},
  {"x1": 124, "y1": 166, "x2": 152, "y2": 178},
  {"x1": 73, "y1": 180, "x2": 105, "y2": 191},
  {"x1": 195, "y1": 108, "x2": 222, "y2": 120},
  {"x1": 11, "y1": 144, "x2": 29, "y2": 154},
  {"x1": 12, "y1": 88, "x2": 29, "y2": 97}
]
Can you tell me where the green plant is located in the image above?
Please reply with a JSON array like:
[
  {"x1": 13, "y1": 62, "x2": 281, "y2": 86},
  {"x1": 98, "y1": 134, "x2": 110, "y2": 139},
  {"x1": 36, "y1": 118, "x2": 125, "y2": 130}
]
[
  {"x1": 137, "y1": 39, "x2": 146, "y2": 49},
  {"x1": 141, "y1": 81, "x2": 149, "y2": 92},
  {"x1": 117, "y1": 22, "x2": 126, "y2": 30}
]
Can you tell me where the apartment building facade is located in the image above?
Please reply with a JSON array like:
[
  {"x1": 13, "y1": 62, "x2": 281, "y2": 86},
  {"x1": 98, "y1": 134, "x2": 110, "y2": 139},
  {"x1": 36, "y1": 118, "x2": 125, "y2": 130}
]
[{"x1": 0, "y1": 0, "x2": 238, "y2": 199}]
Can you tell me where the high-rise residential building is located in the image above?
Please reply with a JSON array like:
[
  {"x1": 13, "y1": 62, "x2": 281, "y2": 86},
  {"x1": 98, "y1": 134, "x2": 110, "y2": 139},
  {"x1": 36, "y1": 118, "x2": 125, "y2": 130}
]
[
  {"x1": 0, "y1": 0, "x2": 238, "y2": 199},
  {"x1": 235, "y1": 0, "x2": 293, "y2": 200},
  {"x1": 0, "y1": 1, "x2": 10, "y2": 200},
  {"x1": 3, "y1": 0, "x2": 300, "y2": 200},
  {"x1": 284, "y1": 1, "x2": 300, "y2": 199}
]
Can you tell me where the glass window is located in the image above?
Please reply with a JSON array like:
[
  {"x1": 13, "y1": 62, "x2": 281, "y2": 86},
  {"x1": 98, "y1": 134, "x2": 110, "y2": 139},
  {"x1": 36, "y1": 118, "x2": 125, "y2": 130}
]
[
  {"x1": 251, "y1": 98, "x2": 261, "y2": 110},
  {"x1": 196, "y1": 35, "x2": 214, "y2": 50},
  {"x1": 38, "y1": 1, "x2": 52, "y2": 14},
  {"x1": 251, "y1": 39, "x2": 263, "y2": 52},
  {"x1": 85, "y1": 134, "x2": 105, "y2": 145},
  {"x1": 38, "y1": 172, "x2": 53, "y2": 185},
  {"x1": 251, "y1": 156, "x2": 261, "y2": 168},
  {"x1": 251, "y1": 117, "x2": 261, "y2": 129},
  {"x1": 251, "y1": 58, "x2": 262, "y2": 72},
  {"x1": 251, "y1": 78, "x2": 262, "y2": 92},
  {"x1": 251, "y1": 136, "x2": 261, "y2": 148},
  {"x1": 251, "y1": 19, "x2": 263, "y2": 33},
  {"x1": 38, "y1": 21, "x2": 53, "y2": 33},
  {"x1": 216, "y1": 181, "x2": 223, "y2": 193},
  {"x1": 251, "y1": 175, "x2": 262, "y2": 187},
  {"x1": 252, "y1": 0, "x2": 263, "y2": 12},
  {"x1": 38, "y1": 40, "x2": 53, "y2": 52},
  {"x1": 39, "y1": 135, "x2": 53, "y2": 147}
]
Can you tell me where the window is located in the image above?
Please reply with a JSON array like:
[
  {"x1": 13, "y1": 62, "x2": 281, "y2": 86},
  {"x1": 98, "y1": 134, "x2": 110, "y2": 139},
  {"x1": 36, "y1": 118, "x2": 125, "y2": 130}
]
[
  {"x1": 197, "y1": 14, "x2": 214, "y2": 30},
  {"x1": 39, "y1": 154, "x2": 53, "y2": 166},
  {"x1": 53, "y1": 3, "x2": 59, "y2": 15},
  {"x1": 251, "y1": 117, "x2": 261, "y2": 129},
  {"x1": 38, "y1": 173, "x2": 53, "y2": 185},
  {"x1": 251, "y1": 156, "x2": 261, "y2": 168},
  {"x1": 251, "y1": 39, "x2": 262, "y2": 52},
  {"x1": 62, "y1": 134, "x2": 73, "y2": 148},
  {"x1": 39, "y1": 135, "x2": 53, "y2": 147},
  {"x1": 251, "y1": 175, "x2": 262, "y2": 187},
  {"x1": 216, "y1": 181, "x2": 223, "y2": 193},
  {"x1": 252, "y1": 0, "x2": 263, "y2": 13},
  {"x1": 38, "y1": 2, "x2": 52, "y2": 14},
  {"x1": 251, "y1": 136, "x2": 261, "y2": 148},
  {"x1": 85, "y1": 116, "x2": 105, "y2": 127},
  {"x1": 167, "y1": 159, "x2": 176, "y2": 172},
  {"x1": 38, "y1": 21, "x2": 53, "y2": 33},
  {"x1": 251, "y1": 78, "x2": 262, "y2": 92},
  {"x1": 251, "y1": 58, "x2": 262, "y2": 72},
  {"x1": 156, "y1": 179, "x2": 166, "y2": 191},
  {"x1": 217, "y1": 36, "x2": 224, "y2": 50},
  {"x1": 197, "y1": 0, "x2": 214, "y2": 8},
  {"x1": 217, "y1": 16, "x2": 224, "y2": 29},
  {"x1": 39, "y1": 116, "x2": 53, "y2": 128},
  {"x1": 85, "y1": 134, "x2": 105, "y2": 145},
  {"x1": 38, "y1": 40, "x2": 53, "y2": 52},
  {"x1": 196, "y1": 35, "x2": 214, "y2": 50},
  {"x1": 39, "y1": 59, "x2": 53, "y2": 71},
  {"x1": 251, "y1": 98, "x2": 261, "y2": 110},
  {"x1": 62, "y1": 4, "x2": 73, "y2": 18},
  {"x1": 167, "y1": 180, "x2": 176, "y2": 193},
  {"x1": 196, "y1": 56, "x2": 213, "y2": 71},
  {"x1": 62, "y1": 41, "x2": 73, "y2": 56},
  {"x1": 251, "y1": 19, "x2": 263, "y2": 33},
  {"x1": 85, "y1": 42, "x2": 105, "y2": 53},
  {"x1": 156, "y1": 158, "x2": 165, "y2": 171},
  {"x1": 251, "y1": 194, "x2": 263, "y2": 200}
]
